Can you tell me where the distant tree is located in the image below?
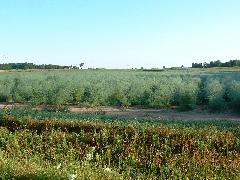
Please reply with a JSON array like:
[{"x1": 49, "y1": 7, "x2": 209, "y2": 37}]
[
  {"x1": 79, "y1": 63, "x2": 84, "y2": 68},
  {"x1": 192, "y1": 60, "x2": 240, "y2": 68},
  {"x1": 72, "y1": 66, "x2": 79, "y2": 69},
  {"x1": 203, "y1": 62, "x2": 208, "y2": 68},
  {"x1": 0, "y1": 62, "x2": 73, "y2": 70},
  {"x1": 192, "y1": 63, "x2": 203, "y2": 68},
  {"x1": 215, "y1": 60, "x2": 222, "y2": 67}
]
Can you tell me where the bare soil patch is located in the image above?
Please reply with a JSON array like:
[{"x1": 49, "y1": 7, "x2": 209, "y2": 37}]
[
  {"x1": 0, "y1": 103, "x2": 239, "y2": 121},
  {"x1": 70, "y1": 106, "x2": 240, "y2": 121},
  {"x1": 0, "y1": 70, "x2": 15, "y2": 72}
]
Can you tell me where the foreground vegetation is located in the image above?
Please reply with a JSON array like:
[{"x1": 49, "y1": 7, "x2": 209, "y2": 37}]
[
  {"x1": 0, "y1": 68, "x2": 240, "y2": 112},
  {"x1": 0, "y1": 108, "x2": 240, "y2": 179}
]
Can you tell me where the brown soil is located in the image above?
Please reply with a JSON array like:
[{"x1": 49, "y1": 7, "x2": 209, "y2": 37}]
[
  {"x1": 0, "y1": 103, "x2": 239, "y2": 121},
  {"x1": 0, "y1": 70, "x2": 17, "y2": 72},
  {"x1": 72, "y1": 106, "x2": 240, "y2": 121}
]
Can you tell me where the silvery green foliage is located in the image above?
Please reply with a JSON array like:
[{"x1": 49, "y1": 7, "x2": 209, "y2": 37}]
[
  {"x1": 177, "y1": 78, "x2": 200, "y2": 111},
  {"x1": 228, "y1": 80, "x2": 240, "y2": 113},
  {"x1": 205, "y1": 79, "x2": 226, "y2": 112},
  {"x1": 0, "y1": 70, "x2": 239, "y2": 111}
]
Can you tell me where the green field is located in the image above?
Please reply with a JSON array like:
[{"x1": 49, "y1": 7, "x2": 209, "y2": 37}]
[
  {"x1": 0, "y1": 68, "x2": 240, "y2": 179},
  {"x1": 0, "y1": 68, "x2": 240, "y2": 112}
]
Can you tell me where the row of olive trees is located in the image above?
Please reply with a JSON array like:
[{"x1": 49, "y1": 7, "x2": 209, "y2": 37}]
[{"x1": 0, "y1": 71, "x2": 239, "y2": 112}]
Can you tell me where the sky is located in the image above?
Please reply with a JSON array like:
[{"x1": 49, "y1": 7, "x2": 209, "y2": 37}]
[{"x1": 0, "y1": 0, "x2": 240, "y2": 68}]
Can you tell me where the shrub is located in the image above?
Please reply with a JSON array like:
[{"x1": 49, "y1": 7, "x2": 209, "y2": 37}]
[
  {"x1": 149, "y1": 85, "x2": 173, "y2": 108},
  {"x1": 178, "y1": 93, "x2": 195, "y2": 111},
  {"x1": 205, "y1": 79, "x2": 227, "y2": 112},
  {"x1": 176, "y1": 79, "x2": 200, "y2": 111},
  {"x1": 228, "y1": 81, "x2": 240, "y2": 113}
]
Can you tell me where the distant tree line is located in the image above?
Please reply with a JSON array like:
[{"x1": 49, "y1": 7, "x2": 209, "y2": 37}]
[
  {"x1": 0, "y1": 63, "x2": 80, "y2": 70},
  {"x1": 192, "y1": 60, "x2": 240, "y2": 68}
]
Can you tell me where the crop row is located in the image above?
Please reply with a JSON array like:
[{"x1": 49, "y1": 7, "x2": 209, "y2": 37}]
[{"x1": 0, "y1": 70, "x2": 240, "y2": 112}]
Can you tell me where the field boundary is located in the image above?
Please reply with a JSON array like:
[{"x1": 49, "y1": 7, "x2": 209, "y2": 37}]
[{"x1": 0, "y1": 103, "x2": 239, "y2": 121}]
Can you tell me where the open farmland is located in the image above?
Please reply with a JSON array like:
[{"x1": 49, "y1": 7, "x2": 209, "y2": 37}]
[
  {"x1": 0, "y1": 68, "x2": 240, "y2": 112},
  {"x1": 0, "y1": 68, "x2": 240, "y2": 179},
  {"x1": 3, "y1": 0, "x2": 240, "y2": 178}
]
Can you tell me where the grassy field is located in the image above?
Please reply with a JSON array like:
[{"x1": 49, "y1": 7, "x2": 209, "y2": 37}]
[{"x1": 0, "y1": 68, "x2": 240, "y2": 179}]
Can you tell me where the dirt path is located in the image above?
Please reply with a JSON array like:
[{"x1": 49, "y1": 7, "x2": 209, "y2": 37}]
[
  {"x1": 0, "y1": 103, "x2": 239, "y2": 121},
  {"x1": 71, "y1": 106, "x2": 240, "y2": 121}
]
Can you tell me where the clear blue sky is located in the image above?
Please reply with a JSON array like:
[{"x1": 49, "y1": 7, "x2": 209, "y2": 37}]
[{"x1": 0, "y1": 0, "x2": 240, "y2": 68}]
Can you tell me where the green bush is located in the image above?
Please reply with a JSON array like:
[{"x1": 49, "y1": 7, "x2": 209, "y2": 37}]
[
  {"x1": 178, "y1": 93, "x2": 195, "y2": 111},
  {"x1": 205, "y1": 79, "x2": 227, "y2": 112},
  {"x1": 228, "y1": 81, "x2": 240, "y2": 113},
  {"x1": 176, "y1": 79, "x2": 200, "y2": 111},
  {"x1": 148, "y1": 84, "x2": 173, "y2": 108}
]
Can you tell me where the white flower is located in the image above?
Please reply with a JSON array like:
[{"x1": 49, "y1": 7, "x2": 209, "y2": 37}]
[
  {"x1": 85, "y1": 153, "x2": 93, "y2": 161},
  {"x1": 56, "y1": 163, "x2": 61, "y2": 169},
  {"x1": 85, "y1": 147, "x2": 96, "y2": 161},
  {"x1": 68, "y1": 174, "x2": 77, "y2": 180},
  {"x1": 104, "y1": 167, "x2": 111, "y2": 172}
]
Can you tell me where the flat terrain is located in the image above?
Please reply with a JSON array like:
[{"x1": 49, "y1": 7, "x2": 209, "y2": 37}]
[
  {"x1": 1, "y1": 69, "x2": 240, "y2": 179},
  {"x1": 70, "y1": 106, "x2": 240, "y2": 121},
  {"x1": 0, "y1": 103, "x2": 239, "y2": 121}
]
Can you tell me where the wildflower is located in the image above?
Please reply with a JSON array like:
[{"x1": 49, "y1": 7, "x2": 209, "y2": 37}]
[
  {"x1": 95, "y1": 153, "x2": 100, "y2": 161},
  {"x1": 85, "y1": 153, "x2": 93, "y2": 161},
  {"x1": 56, "y1": 163, "x2": 61, "y2": 169},
  {"x1": 68, "y1": 174, "x2": 77, "y2": 180},
  {"x1": 104, "y1": 167, "x2": 111, "y2": 172},
  {"x1": 85, "y1": 146, "x2": 96, "y2": 161}
]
